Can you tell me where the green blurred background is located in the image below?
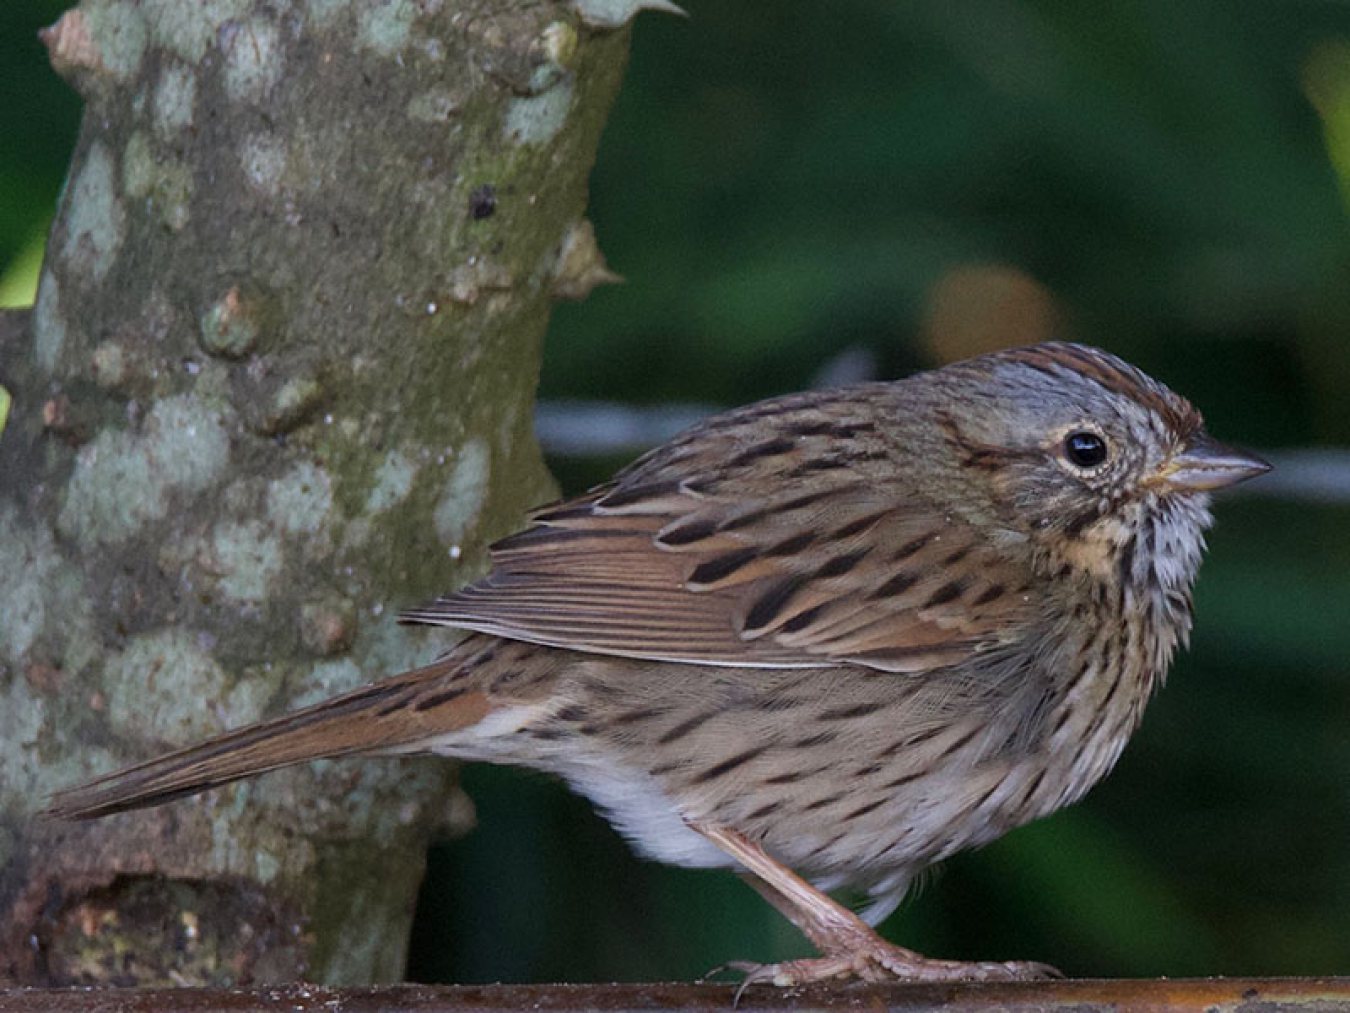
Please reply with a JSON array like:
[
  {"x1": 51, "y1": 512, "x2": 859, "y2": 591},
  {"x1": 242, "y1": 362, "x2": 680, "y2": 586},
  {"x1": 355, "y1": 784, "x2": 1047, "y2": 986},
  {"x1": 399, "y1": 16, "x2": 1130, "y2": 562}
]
[{"x1": 5, "y1": 0, "x2": 1349, "y2": 983}]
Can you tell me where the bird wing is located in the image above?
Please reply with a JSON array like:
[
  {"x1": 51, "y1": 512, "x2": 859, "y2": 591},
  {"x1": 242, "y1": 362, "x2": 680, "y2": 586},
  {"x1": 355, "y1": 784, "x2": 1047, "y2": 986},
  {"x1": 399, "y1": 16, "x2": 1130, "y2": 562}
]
[{"x1": 401, "y1": 392, "x2": 1036, "y2": 673}]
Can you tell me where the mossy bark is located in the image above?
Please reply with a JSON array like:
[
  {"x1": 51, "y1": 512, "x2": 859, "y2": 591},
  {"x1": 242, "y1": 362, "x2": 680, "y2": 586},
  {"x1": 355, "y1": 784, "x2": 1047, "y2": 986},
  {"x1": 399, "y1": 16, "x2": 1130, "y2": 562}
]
[{"x1": 0, "y1": 0, "x2": 629, "y2": 986}]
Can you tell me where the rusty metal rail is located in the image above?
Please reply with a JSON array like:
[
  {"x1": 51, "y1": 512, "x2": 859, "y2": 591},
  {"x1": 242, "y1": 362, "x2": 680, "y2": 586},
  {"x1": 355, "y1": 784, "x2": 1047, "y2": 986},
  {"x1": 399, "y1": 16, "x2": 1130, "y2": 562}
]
[{"x1": 2, "y1": 978, "x2": 1349, "y2": 1013}]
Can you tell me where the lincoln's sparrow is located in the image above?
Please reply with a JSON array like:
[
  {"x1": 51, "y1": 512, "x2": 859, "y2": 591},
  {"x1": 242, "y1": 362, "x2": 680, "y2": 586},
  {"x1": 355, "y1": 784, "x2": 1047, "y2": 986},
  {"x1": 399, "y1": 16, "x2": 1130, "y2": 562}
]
[{"x1": 49, "y1": 342, "x2": 1268, "y2": 985}]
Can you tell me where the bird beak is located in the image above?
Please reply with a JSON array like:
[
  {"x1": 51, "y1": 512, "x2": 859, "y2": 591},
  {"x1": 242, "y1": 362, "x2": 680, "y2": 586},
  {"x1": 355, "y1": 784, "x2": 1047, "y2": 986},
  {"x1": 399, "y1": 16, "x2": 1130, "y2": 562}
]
[{"x1": 1150, "y1": 433, "x2": 1271, "y2": 493}]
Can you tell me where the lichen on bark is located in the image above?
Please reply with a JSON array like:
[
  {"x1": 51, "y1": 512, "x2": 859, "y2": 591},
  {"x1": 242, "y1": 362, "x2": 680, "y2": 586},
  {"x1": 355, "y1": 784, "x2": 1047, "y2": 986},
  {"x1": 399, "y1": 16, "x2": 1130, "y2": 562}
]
[{"x1": 0, "y1": 0, "x2": 632, "y2": 986}]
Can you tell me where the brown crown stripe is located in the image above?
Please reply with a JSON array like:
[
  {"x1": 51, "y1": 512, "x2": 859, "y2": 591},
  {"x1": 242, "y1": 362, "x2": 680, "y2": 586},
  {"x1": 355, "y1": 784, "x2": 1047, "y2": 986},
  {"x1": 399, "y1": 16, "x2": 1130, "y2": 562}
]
[{"x1": 998, "y1": 343, "x2": 1202, "y2": 435}]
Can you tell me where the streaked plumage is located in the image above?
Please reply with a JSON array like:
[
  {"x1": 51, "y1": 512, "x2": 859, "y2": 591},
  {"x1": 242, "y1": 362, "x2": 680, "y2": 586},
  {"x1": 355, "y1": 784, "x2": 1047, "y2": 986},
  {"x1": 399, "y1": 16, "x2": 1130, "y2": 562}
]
[{"x1": 48, "y1": 342, "x2": 1268, "y2": 985}]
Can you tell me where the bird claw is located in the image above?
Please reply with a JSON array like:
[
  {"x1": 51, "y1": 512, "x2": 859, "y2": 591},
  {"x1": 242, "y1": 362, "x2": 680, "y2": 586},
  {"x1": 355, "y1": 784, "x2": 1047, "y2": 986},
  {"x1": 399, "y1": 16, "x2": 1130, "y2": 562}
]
[
  {"x1": 698, "y1": 961, "x2": 748, "y2": 983},
  {"x1": 727, "y1": 947, "x2": 1061, "y2": 1000}
]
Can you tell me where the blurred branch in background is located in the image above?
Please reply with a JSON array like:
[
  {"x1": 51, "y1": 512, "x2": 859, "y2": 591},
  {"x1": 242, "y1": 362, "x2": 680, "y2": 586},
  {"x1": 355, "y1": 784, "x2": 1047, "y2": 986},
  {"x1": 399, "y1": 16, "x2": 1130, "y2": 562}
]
[{"x1": 1246, "y1": 449, "x2": 1350, "y2": 504}]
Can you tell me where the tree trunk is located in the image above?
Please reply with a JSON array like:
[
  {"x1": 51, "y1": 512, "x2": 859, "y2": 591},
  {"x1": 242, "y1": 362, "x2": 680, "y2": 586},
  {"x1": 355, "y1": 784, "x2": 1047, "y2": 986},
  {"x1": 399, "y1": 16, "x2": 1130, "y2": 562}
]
[{"x1": 0, "y1": 0, "x2": 631, "y2": 986}]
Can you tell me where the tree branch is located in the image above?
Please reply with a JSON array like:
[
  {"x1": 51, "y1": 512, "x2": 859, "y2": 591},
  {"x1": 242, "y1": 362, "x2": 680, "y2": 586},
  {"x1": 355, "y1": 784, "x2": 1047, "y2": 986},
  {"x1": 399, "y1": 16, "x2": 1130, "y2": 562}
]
[{"x1": 2, "y1": 0, "x2": 631, "y2": 986}]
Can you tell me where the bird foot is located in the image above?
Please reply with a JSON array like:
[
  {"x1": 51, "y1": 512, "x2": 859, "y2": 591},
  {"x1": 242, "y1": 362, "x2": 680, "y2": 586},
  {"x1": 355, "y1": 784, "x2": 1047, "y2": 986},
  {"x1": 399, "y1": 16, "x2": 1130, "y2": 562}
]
[{"x1": 729, "y1": 945, "x2": 1060, "y2": 992}]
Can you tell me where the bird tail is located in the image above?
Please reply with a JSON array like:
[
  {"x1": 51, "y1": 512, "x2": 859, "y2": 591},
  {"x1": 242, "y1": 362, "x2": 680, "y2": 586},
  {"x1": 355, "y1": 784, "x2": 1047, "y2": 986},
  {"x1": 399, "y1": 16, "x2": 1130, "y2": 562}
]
[{"x1": 45, "y1": 653, "x2": 479, "y2": 820}]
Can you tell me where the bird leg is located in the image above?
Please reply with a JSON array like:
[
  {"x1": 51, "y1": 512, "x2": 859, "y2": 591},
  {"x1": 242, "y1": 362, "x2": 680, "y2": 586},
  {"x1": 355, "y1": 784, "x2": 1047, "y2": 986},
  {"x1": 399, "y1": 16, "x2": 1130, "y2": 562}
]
[{"x1": 691, "y1": 822, "x2": 1059, "y2": 987}]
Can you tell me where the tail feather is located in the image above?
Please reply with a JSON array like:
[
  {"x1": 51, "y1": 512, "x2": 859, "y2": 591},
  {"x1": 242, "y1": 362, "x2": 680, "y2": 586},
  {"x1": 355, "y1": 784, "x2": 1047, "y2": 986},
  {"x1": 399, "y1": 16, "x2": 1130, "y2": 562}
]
[{"x1": 45, "y1": 655, "x2": 480, "y2": 820}]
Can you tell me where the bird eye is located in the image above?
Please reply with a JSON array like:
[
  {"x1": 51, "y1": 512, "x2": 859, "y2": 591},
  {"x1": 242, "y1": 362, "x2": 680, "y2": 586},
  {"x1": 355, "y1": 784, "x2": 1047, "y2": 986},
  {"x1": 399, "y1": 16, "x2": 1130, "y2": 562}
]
[{"x1": 1063, "y1": 431, "x2": 1108, "y2": 469}]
